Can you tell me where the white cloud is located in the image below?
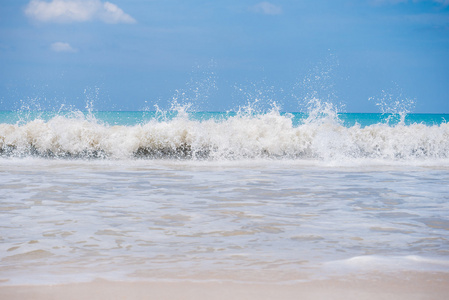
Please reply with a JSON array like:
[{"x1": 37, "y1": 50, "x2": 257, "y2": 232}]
[
  {"x1": 250, "y1": 2, "x2": 283, "y2": 15},
  {"x1": 99, "y1": 2, "x2": 135, "y2": 24},
  {"x1": 25, "y1": 0, "x2": 136, "y2": 24},
  {"x1": 50, "y1": 42, "x2": 77, "y2": 52}
]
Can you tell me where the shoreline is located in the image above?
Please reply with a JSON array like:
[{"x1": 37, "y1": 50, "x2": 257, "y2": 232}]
[{"x1": 1, "y1": 272, "x2": 449, "y2": 300}]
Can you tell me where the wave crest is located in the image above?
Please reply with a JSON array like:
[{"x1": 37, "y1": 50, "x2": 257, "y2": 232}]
[{"x1": 1, "y1": 111, "x2": 448, "y2": 161}]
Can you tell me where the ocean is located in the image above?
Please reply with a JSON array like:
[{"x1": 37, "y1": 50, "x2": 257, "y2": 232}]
[{"x1": 1, "y1": 106, "x2": 449, "y2": 292}]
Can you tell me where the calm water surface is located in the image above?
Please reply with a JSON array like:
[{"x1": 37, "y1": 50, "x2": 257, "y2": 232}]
[{"x1": 1, "y1": 159, "x2": 448, "y2": 285}]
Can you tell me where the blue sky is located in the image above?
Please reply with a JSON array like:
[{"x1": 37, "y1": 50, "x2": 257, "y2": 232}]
[{"x1": 0, "y1": 0, "x2": 448, "y2": 113}]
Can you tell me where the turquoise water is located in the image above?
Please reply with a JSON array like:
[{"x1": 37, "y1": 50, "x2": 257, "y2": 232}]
[{"x1": 0, "y1": 110, "x2": 447, "y2": 127}]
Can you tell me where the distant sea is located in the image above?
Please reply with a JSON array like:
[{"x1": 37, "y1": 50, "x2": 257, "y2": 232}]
[{"x1": 1, "y1": 106, "x2": 449, "y2": 286}]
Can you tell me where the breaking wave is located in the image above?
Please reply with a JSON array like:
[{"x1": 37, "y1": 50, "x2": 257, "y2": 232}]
[{"x1": 1, "y1": 104, "x2": 448, "y2": 162}]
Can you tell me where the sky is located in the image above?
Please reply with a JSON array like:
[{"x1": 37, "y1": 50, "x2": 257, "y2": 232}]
[{"x1": 0, "y1": 0, "x2": 448, "y2": 113}]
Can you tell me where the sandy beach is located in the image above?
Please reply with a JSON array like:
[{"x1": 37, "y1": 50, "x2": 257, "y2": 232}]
[{"x1": 1, "y1": 272, "x2": 449, "y2": 300}]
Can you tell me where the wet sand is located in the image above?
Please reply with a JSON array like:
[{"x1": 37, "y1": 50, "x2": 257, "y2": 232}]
[{"x1": 1, "y1": 272, "x2": 448, "y2": 300}]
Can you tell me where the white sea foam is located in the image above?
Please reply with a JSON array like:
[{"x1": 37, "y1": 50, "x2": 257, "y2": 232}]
[
  {"x1": 325, "y1": 255, "x2": 449, "y2": 274},
  {"x1": 1, "y1": 108, "x2": 448, "y2": 162}
]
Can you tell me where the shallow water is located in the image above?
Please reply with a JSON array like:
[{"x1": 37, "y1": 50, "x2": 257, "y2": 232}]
[{"x1": 1, "y1": 158, "x2": 448, "y2": 285}]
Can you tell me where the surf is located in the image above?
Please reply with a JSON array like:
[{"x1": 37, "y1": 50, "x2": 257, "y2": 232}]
[{"x1": 0, "y1": 103, "x2": 448, "y2": 161}]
